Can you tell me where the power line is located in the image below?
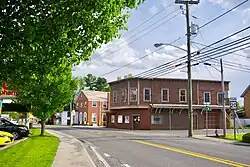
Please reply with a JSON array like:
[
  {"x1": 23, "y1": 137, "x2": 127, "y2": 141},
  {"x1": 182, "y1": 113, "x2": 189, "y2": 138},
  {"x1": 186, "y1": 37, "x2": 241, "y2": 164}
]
[
  {"x1": 199, "y1": 0, "x2": 249, "y2": 29},
  {"x1": 124, "y1": 2, "x2": 175, "y2": 36},
  {"x1": 95, "y1": 2, "x2": 175, "y2": 53},
  {"x1": 100, "y1": 37, "x2": 181, "y2": 76},
  {"x1": 191, "y1": 41, "x2": 250, "y2": 59},
  {"x1": 140, "y1": 37, "x2": 250, "y2": 78},
  {"x1": 93, "y1": 11, "x2": 181, "y2": 62},
  {"x1": 136, "y1": 25, "x2": 250, "y2": 78}
]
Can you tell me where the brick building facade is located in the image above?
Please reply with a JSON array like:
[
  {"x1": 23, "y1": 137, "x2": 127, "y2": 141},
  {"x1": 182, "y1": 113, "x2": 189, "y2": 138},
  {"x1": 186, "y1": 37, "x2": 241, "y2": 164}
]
[
  {"x1": 106, "y1": 78, "x2": 230, "y2": 130},
  {"x1": 75, "y1": 91, "x2": 109, "y2": 126},
  {"x1": 241, "y1": 85, "x2": 250, "y2": 118}
]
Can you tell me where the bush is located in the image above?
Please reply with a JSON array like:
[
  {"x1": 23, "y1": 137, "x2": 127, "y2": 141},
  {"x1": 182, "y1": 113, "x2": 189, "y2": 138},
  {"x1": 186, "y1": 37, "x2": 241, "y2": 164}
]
[{"x1": 242, "y1": 133, "x2": 250, "y2": 143}]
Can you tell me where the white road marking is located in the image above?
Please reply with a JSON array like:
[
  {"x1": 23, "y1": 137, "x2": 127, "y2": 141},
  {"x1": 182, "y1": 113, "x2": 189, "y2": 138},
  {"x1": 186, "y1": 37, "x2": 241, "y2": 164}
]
[
  {"x1": 122, "y1": 164, "x2": 131, "y2": 167},
  {"x1": 90, "y1": 146, "x2": 111, "y2": 167},
  {"x1": 104, "y1": 153, "x2": 111, "y2": 158}
]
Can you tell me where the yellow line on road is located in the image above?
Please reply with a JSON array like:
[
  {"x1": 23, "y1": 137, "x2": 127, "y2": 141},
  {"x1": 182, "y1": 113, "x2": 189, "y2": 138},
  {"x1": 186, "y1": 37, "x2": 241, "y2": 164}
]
[{"x1": 133, "y1": 140, "x2": 250, "y2": 167}]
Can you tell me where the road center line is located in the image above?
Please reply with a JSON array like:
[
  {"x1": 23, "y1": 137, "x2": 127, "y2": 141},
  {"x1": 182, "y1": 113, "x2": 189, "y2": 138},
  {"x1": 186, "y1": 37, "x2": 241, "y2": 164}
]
[{"x1": 133, "y1": 140, "x2": 250, "y2": 167}]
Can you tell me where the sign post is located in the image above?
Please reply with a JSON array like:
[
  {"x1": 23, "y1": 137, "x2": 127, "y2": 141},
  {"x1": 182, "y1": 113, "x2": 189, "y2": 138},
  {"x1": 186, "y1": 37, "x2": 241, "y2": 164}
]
[
  {"x1": 230, "y1": 97, "x2": 237, "y2": 140},
  {"x1": 202, "y1": 104, "x2": 211, "y2": 137}
]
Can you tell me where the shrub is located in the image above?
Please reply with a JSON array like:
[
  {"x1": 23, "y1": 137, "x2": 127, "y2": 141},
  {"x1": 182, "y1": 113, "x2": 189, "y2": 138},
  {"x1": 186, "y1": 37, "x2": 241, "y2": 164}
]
[{"x1": 242, "y1": 133, "x2": 250, "y2": 143}]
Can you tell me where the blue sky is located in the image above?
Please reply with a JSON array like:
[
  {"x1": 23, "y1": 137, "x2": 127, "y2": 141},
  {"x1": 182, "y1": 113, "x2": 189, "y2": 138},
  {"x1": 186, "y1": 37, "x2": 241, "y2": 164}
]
[{"x1": 73, "y1": 0, "x2": 250, "y2": 103}]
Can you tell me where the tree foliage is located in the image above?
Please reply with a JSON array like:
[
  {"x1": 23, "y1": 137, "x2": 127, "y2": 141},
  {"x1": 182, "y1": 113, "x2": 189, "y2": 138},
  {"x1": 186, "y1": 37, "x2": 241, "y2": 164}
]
[
  {"x1": 75, "y1": 74, "x2": 109, "y2": 92},
  {"x1": 0, "y1": 0, "x2": 145, "y2": 84},
  {"x1": 14, "y1": 65, "x2": 77, "y2": 135},
  {"x1": 0, "y1": 0, "x2": 144, "y2": 135}
]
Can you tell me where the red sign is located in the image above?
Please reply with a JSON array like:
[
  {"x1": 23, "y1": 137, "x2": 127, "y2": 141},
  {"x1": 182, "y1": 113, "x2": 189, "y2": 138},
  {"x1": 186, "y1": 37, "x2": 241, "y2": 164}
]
[{"x1": 0, "y1": 82, "x2": 17, "y2": 96}]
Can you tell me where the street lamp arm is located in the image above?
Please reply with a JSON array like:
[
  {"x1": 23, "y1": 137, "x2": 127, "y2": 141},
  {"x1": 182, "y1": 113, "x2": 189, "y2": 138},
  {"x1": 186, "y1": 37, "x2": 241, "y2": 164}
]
[{"x1": 154, "y1": 42, "x2": 188, "y2": 52}]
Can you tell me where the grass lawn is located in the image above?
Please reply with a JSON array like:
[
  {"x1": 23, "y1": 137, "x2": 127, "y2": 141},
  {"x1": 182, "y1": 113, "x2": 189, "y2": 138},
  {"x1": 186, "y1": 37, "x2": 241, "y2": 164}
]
[
  {"x1": 0, "y1": 128, "x2": 59, "y2": 167},
  {"x1": 224, "y1": 133, "x2": 245, "y2": 142}
]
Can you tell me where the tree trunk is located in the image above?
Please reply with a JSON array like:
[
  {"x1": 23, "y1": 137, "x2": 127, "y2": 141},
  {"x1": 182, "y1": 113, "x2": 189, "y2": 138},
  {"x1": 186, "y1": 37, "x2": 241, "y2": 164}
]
[{"x1": 40, "y1": 121, "x2": 45, "y2": 136}]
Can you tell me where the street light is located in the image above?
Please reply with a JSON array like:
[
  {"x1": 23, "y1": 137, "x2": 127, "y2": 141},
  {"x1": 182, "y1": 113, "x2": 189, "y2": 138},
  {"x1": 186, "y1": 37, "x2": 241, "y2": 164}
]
[{"x1": 154, "y1": 43, "x2": 187, "y2": 52}]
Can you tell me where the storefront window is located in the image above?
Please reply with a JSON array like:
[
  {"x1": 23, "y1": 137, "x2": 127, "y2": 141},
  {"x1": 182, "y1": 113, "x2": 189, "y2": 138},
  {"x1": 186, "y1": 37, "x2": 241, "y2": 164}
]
[{"x1": 151, "y1": 115, "x2": 163, "y2": 124}]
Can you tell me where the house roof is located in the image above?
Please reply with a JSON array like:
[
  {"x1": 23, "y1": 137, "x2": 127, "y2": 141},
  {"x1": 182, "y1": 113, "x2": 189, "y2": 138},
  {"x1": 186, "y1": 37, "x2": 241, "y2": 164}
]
[
  {"x1": 108, "y1": 77, "x2": 230, "y2": 85},
  {"x1": 240, "y1": 84, "x2": 250, "y2": 97},
  {"x1": 82, "y1": 90, "x2": 108, "y2": 101}
]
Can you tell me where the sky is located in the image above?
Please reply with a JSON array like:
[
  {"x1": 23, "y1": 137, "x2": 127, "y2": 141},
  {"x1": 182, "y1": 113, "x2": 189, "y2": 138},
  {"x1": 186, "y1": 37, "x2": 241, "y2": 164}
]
[{"x1": 72, "y1": 0, "x2": 250, "y2": 104}]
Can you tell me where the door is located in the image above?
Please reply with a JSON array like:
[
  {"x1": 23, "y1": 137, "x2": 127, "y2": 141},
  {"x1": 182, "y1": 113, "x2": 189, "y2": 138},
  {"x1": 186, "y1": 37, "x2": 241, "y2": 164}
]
[{"x1": 133, "y1": 115, "x2": 141, "y2": 130}]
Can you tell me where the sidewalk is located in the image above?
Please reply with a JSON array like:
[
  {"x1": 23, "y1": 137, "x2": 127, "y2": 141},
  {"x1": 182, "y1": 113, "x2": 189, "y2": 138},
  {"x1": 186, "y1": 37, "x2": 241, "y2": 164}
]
[
  {"x1": 47, "y1": 130, "x2": 96, "y2": 167},
  {"x1": 193, "y1": 135, "x2": 250, "y2": 146}
]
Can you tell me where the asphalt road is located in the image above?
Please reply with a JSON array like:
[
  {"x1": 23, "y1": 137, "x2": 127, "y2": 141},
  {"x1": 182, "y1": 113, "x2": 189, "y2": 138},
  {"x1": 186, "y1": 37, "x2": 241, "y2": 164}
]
[{"x1": 48, "y1": 126, "x2": 250, "y2": 167}]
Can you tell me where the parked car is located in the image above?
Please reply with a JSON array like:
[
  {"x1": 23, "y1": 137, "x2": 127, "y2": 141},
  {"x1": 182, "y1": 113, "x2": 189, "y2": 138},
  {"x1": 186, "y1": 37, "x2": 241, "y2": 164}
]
[
  {"x1": 0, "y1": 118, "x2": 29, "y2": 140},
  {"x1": 0, "y1": 131, "x2": 14, "y2": 146}
]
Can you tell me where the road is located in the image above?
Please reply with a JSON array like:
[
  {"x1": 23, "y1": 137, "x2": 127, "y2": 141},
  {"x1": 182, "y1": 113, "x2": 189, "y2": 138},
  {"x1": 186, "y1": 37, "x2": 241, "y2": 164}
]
[{"x1": 48, "y1": 126, "x2": 250, "y2": 167}]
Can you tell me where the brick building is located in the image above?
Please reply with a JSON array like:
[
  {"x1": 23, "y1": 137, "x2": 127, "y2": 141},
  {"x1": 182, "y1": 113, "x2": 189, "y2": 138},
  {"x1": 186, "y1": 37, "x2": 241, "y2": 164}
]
[
  {"x1": 240, "y1": 85, "x2": 250, "y2": 118},
  {"x1": 75, "y1": 90, "x2": 109, "y2": 126},
  {"x1": 106, "y1": 77, "x2": 230, "y2": 130}
]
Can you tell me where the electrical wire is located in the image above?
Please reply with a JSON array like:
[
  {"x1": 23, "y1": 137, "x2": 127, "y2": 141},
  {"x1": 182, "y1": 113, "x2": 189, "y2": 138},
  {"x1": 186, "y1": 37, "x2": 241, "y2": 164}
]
[
  {"x1": 140, "y1": 36, "x2": 250, "y2": 78},
  {"x1": 99, "y1": 37, "x2": 181, "y2": 76},
  {"x1": 96, "y1": 2, "x2": 175, "y2": 53},
  {"x1": 124, "y1": 2, "x2": 175, "y2": 36},
  {"x1": 199, "y1": 0, "x2": 249, "y2": 29},
  {"x1": 191, "y1": 41, "x2": 250, "y2": 59},
  {"x1": 92, "y1": 11, "x2": 181, "y2": 62},
  {"x1": 136, "y1": 25, "x2": 250, "y2": 78}
]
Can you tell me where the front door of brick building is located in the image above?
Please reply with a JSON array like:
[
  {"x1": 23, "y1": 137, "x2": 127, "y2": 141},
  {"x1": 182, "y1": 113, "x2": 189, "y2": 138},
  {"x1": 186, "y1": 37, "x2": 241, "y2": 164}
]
[{"x1": 132, "y1": 115, "x2": 140, "y2": 130}]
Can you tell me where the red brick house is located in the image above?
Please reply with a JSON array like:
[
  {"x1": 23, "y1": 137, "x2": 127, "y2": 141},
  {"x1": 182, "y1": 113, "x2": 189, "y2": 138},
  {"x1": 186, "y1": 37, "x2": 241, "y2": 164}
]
[
  {"x1": 106, "y1": 77, "x2": 230, "y2": 130},
  {"x1": 240, "y1": 85, "x2": 250, "y2": 118},
  {"x1": 75, "y1": 91, "x2": 109, "y2": 126}
]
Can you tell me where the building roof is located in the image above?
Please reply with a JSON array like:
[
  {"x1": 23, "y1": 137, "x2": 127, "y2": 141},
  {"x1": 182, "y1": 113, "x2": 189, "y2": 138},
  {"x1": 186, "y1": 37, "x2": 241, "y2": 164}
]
[
  {"x1": 82, "y1": 90, "x2": 108, "y2": 101},
  {"x1": 108, "y1": 77, "x2": 230, "y2": 85},
  {"x1": 240, "y1": 84, "x2": 250, "y2": 97}
]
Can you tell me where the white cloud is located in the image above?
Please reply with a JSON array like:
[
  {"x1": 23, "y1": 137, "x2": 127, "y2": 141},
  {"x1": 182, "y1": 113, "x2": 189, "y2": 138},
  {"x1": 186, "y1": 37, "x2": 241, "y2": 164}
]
[
  {"x1": 208, "y1": 0, "x2": 250, "y2": 12},
  {"x1": 148, "y1": 5, "x2": 159, "y2": 15}
]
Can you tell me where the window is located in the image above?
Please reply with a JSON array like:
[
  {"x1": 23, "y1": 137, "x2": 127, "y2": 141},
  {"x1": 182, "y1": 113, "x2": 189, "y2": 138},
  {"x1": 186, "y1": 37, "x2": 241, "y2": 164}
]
[
  {"x1": 113, "y1": 91, "x2": 117, "y2": 103},
  {"x1": 80, "y1": 102, "x2": 83, "y2": 108},
  {"x1": 76, "y1": 103, "x2": 79, "y2": 107},
  {"x1": 103, "y1": 101, "x2": 107, "y2": 108},
  {"x1": 179, "y1": 89, "x2": 187, "y2": 102},
  {"x1": 84, "y1": 101, "x2": 87, "y2": 107},
  {"x1": 92, "y1": 101, "x2": 97, "y2": 107},
  {"x1": 92, "y1": 113, "x2": 97, "y2": 122},
  {"x1": 124, "y1": 116, "x2": 130, "y2": 123},
  {"x1": 217, "y1": 92, "x2": 224, "y2": 105},
  {"x1": 151, "y1": 115, "x2": 163, "y2": 124},
  {"x1": 161, "y1": 88, "x2": 169, "y2": 102},
  {"x1": 111, "y1": 115, "x2": 115, "y2": 123},
  {"x1": 204, "y1": 92, "x2": 211, "y2": 104},
  {"x1": 130, "y1": 88, "x2": 137, "y2": 101},
  {"x1": 122, "y1": 89, "x2": 127, "y2": 102},
  {"x1": 143, "y1": 88, "x2": 151, "y2": 101},
  {"x1": 118, "y1": 115, "x2": 123, "y2": 123}
]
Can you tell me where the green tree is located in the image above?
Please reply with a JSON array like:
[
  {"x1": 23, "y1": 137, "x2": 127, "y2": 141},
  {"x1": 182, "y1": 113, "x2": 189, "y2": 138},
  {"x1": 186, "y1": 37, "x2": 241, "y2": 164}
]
[
  {"x1": 84, "y1": 74, "x2": 97, "y2": 90},
  {"x1": 14, "y1": 66, "x2": 77, "y2": 135},
  {"x1": 95, "y1": 77, "x2": 108, "y2": 91},
  {"x1": 0, "y1": 0, "x2": 145, "y2": 84}
]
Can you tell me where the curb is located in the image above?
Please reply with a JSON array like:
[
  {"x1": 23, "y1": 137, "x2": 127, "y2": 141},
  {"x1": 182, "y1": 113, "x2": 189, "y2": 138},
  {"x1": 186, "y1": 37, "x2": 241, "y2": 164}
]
[
  {"x1": 0, "y1": 137, "x2": 28, "y2": 151},
  {"x1": 47, "y1": 130, "x2": 97, "y2": 167},
  {"x1": 192, "y1": 136, "x2": 250, "y2": 146}
]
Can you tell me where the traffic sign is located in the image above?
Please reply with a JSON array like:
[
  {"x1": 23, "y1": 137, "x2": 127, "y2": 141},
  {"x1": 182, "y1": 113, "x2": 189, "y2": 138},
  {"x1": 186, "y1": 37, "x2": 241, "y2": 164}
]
[
  {"x1": 230, "y1": 97, "x2": 237, "y2": 102},
  {"x1": 202, "y1": 107, "x2": 211, "y2": 111},
  {"x1": 230, "y1": 101, "x2": 237, "y2": 110}
]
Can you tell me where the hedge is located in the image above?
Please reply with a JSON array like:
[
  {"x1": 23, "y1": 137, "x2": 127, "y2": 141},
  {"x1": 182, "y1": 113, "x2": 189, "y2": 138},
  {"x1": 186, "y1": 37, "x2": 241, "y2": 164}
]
[{"x1": 242, "y1": 133, "x2": 250, "y2": 143}]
